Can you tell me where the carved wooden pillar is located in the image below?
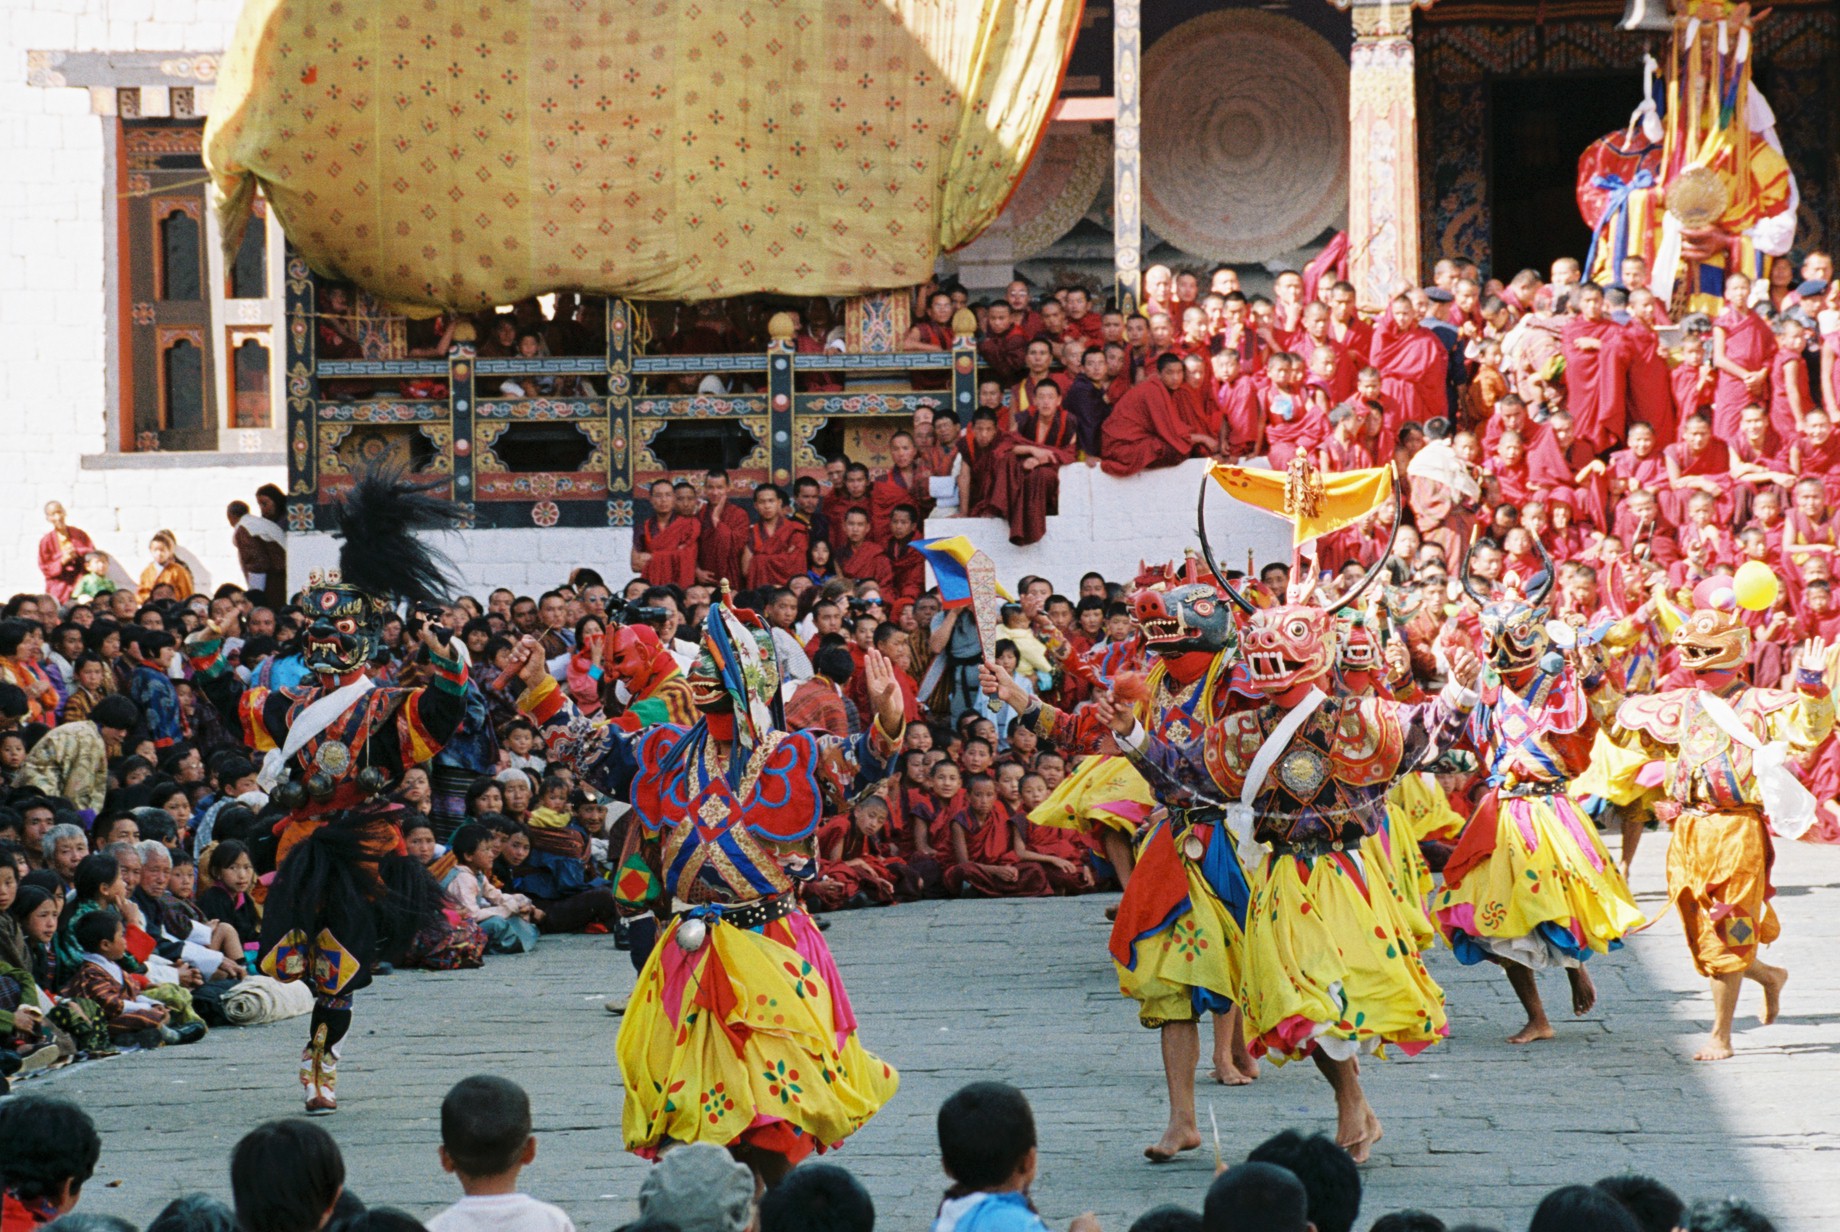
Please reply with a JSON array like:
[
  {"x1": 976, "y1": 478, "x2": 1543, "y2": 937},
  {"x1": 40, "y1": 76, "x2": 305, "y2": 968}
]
[
  {"x1": 1345, "y1": 1, "x2": 1423, "y2": 304},
  {"x1": 1112, "y1": 0, "x2": 1142, "y2": 313}
]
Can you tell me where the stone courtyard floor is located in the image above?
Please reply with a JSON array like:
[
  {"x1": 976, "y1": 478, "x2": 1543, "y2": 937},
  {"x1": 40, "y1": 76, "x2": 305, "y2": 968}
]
[{"x1": 36, "y1": 832, "x2": 1840, "y2": 1231}]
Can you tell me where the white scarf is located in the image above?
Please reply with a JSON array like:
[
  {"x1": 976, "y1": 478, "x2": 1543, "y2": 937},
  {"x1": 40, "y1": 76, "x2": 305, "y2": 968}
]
[
  {"x1": 258, "y1": 675, "x2": 377, "y2": 790},
  {"x1": 237, "y1": 513, "x2": 287, "y2": 544}
]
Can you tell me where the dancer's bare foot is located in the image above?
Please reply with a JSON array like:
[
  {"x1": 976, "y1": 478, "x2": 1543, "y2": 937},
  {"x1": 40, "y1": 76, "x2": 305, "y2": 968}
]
[
  {"x1": 1754, "y1": 963, "x2": 1787, "y2": 1025},
  {"x1": 1144, "y1": 1124, "x2": 1202, "y2": 1162},
  {"x1": 1104, "y1": 904, "x2": 1119, "y2": 922},
  {"x1": 1693, "y1": 1037, "x2": 1735, "y2": 1062},
  {"x1": 1209, "y1": 1063, "x2": 1255, "y2": 1086},
  {"x1": 1334, "y1": 1097, "x2": 1379, "y2": 1164},
  {"x1": 1568, "y1": 965, "x2": 1597, "y2": 1017},
  {"x1": 1506, "y1": 1019, "x2": 1556, "y2": 1045}
]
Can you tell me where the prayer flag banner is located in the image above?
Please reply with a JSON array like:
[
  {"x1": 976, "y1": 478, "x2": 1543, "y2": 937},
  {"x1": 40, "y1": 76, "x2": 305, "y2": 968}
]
[
  {"x1": 1208, "y1": 462, "x2": 1394, "y2": 547},
  {"x1": 204, "y1": 0, "x2": 1083, "y2": 309},
  {"x1": 913, "y1": 536, "x2": 1014, "y2": 608}
]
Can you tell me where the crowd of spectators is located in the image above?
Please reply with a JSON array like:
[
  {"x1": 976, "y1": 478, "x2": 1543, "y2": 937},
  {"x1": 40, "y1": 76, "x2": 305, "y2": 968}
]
[
  {"x1": 0, "y1": 1079, "x2": 1788, "y2": 1232},
  {"x1": 5, "y1": 246, "x2": 1840, "y2": 1226}
]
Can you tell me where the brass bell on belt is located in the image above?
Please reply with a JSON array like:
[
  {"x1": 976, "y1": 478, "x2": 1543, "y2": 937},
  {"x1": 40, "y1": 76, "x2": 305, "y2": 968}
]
[
  {"x1": 272, "y1": 780, "x2": 309, "y2": 811},
  {"x1": 304, "y1": 772, "x2": 337, "y2": 802},
  {"x1": 675, "y1": 918, "x2": 709, "y2": 953},
  {"x1": 355, "y1": 766, "x2": 392, "y2": 796}
]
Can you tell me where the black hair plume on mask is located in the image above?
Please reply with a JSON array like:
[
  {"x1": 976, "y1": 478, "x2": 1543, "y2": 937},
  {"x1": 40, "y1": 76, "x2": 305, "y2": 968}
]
[{"x1": 329, "y1": 466, "x2": 462, "y2": 609}]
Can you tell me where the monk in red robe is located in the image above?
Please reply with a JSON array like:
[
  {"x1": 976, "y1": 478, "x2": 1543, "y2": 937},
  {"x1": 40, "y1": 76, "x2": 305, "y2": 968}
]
[
  {"x1": 1004, "y1": 339, "x2": 1058, "y2": 434},
  {"x1": 943, "y1": 774, "x2": 1051, "y2": 897},
  {"x1": 1369, "y1": 295, "x2": 1449, "y2": 431},
  {"x1": 1661, "y1": 413, "x2": 1733, "y2": 527},
  {"x1": 1789, "y1": 410, "x2": 1840, "y2": 509},
  {"x1": 1671, "y1": 337, "x2": 1715, "y2": 437},
  {"x1": 1260, "y1": 353, "x2": 1330, "y2": 469},
  {"x1": 694, "y1": 469, "x2": 752, "y2": 587},
  {"x1": 836, "y1": 508, "x2": 893, "y2": 590},
  {"x1": 633, "y1": 481, "x2": 701, "y2": 589},
  {"x1": 1292, "y1": 302, "x2": 1358, "y2": 403},
  {"x1": 1768, "y1": 316, "x2": 1813, "y2": 442},
  {"x1": 37, "y1": 501, "x2": 95, "y2": 605},
  {"x1": 1327, "y1": 281, "x2": 1374, "y2": 361},
  {"x1": 808, "y1": 798, "x2": 916, "y2": 908},
  {"x1": 742, "y1": 483, "x2": 809, "y2": 590},
  {"x1": 977, "y1": 300, "x2": 1030, "y2": 388},
  {"x1": 1619, "y1": 291, "x2": 1676, "y2": 444},
  {"x1": 1100, "y1": 355, "x2": 1213, "y2": 477},
  {"x1": 988, "y1": 380, "x2": 1080, "y2": 546},
  {"x1": 960, "y1": 409, "x2": 1013, "y2": 519},
  {"x1": 869, "y1": 431, "x2": 934, "y2": 544},
  {"x1": 1210, "y1": 350, "x2": 1263, "y2": 459},
  {"x1": 826, "y1": 464, "x2": 875, "y2": 545},
  {"x1": 1711, "y1": 274, "x2": 1774, "y2": 446},
  {"x1": 1560, "y1": 283, "x2": 1626, "y2": 452},
  {"x1": 904, "y1": 289, "x2": 957, "y2": 391},
  {"x1": 883, "y1": 507, "x2": 928, "y2": 604}
]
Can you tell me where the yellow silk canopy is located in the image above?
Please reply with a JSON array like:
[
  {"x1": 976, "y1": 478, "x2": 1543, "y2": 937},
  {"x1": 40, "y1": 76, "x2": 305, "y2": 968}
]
[{"x1": 205, "y1": 0, "x2": 1081, "y2": 309}]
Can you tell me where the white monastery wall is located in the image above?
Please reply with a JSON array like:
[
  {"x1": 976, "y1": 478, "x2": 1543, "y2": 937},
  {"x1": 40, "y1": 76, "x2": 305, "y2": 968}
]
[
  {"x1": 289, "y1": 459, "x2": 1296, "y2": 600},
  {"x1": 0, "y1": 0, "x2": 279, "y2": 600}
]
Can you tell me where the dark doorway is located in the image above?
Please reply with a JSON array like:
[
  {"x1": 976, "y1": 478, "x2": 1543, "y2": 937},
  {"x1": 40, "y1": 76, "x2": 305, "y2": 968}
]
[{"x1": 1489, "y1": 74, "x2": 1642, "y2": 279}]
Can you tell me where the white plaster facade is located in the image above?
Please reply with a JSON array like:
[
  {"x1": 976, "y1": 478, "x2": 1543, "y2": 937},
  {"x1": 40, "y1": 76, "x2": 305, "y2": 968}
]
[
  {"x1": 289, "y1": 458, "x2": 1296, "y2": 601},
  {"x1": 1, "y1": 0, "x2": 284, "y2": 601}
]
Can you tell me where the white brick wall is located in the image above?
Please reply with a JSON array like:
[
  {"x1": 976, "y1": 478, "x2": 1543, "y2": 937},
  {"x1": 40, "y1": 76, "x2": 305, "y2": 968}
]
[
  {"x1": 287, "y1": 461, "x2": 1294, "y2": 602},
  {"x1": 0, "y1": 0, "x2": 265, "y2": 601}
]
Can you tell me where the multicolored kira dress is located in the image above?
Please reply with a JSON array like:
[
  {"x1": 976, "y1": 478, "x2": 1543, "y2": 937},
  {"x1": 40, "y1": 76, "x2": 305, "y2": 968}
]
[{"x1": 518, "y1": 672, "x2": 899, "y2": 1162}]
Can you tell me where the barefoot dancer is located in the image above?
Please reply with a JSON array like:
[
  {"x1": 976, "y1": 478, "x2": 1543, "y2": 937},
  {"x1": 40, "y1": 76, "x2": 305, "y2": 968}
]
[
  {"x1": 986, "y1": 564, "x2": 1261, "y2": 1165},
  {"x1": 1435, "y1": 541, "x2": 1646, "y2": 1044},
  {"x1": 1108, "y1": 532, "x2": 1480, "y2": 1164},
  {"x1": 1593, "y1": 589, "x2": 1831, "y2": 1061},
  {"x1": 506, "y1": 597, "x2": 902, "y2": 1179}
]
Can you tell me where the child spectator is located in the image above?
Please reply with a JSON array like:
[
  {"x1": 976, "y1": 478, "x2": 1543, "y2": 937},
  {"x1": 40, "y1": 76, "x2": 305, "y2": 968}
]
[
  {"x1": 71, "y1": 553, "x2": 117, "y2": 606},
  {"x1": 446, "y1": 824, "x2": 542, "y2": 953},
  {"x1": 60, "y1": 909, "x2": 201, "y2": 1049},
  {"x1": 0, "y1": 1094, "x2": 101, "y2": 1227},
  {"x1": 429, "y1": 1075, "x2": 576, "y2": 1232},
  {"x1": 196, "y1": 840, "x2": 261, "y2": 972},
  {"x1": 933, "y1": 1081, "x2": 1099, "y2": 1232},
  {"x1": 502, "y1": 720, "x2": 546, "y2": 775},
  {"x1": 944, "y1": 774, "x2": 1050, "y2": 898},
  {"x1": 230, "y1": 1120, "x2": 346, "y2": 1232}
]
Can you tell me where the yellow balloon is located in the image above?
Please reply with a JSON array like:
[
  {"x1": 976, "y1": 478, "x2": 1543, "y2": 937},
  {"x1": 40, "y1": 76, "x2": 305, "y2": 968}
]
[{"x1": 1732, "y1": 560, "x2": 1780, "y2": 611}]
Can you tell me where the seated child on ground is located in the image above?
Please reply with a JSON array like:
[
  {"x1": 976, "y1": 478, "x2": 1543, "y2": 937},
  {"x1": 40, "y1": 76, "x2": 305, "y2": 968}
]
[{"x1": 445, "y1": 824, "x2": 542, "y2": 954}]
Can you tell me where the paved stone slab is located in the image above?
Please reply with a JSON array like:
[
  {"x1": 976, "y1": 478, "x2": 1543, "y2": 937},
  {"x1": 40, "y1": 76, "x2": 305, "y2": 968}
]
[{"x1": 34, "y1": 834, "x2": 1840, "y2": 1232}]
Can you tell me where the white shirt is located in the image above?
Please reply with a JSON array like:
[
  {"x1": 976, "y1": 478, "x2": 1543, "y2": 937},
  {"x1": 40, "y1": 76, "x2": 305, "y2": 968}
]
[{"x1": 428, "y1": 1194, "x2": 576, "y2": 1232}]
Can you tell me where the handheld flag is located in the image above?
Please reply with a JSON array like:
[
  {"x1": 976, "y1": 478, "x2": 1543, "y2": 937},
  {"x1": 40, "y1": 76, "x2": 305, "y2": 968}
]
[
  {"x1": 1208, "y1": 458, "x2": 1393, "y2": 547},
  {"x1": 913, "y1": 535, "x2": 1015, "y2": 609}
]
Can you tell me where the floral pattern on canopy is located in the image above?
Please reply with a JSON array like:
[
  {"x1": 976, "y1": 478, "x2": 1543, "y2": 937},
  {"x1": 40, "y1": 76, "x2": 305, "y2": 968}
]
[{"x1": 203, "y1": 0, "x2": 1083, "y2": 309}]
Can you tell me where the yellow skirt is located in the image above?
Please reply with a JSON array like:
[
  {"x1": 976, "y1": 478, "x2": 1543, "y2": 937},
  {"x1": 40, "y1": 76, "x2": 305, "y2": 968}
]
[
  {"x1": 616, "y1": 910, "x2": 898, "y2": 1160},
  {"x1": 1236, "y1": 848, "x2": 1447, "y2": 1063},
  {"x1": 1386, "y1": 772, "x2": 1465, "y2": 843},
  {"x1": 1435, "y1": 793, "x2": 1647, "y2": 970},
  {"x1": 1573, "y1": 727, "x2": 1664, "y2": 809},
  {"x1": 1114, "y1": 839, "x2": 1248, "y2": 1028},
  {"x1": 1030, "y1": 754, "x2": 1155, "y2": 837},
  {"x1": 1363, "y1": 812, "x2": 1438, "y2": 953}
]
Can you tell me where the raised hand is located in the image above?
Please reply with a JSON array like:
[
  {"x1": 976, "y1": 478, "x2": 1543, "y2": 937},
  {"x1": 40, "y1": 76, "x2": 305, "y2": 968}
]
[
  {"x1": 863, "y1": 648, "x2": 905, "y2": 733},
  {"x1": 1794, "y1": 637, "x2": 1830, "y2": 678},
  {"x1": 514, "y1": 635, "x2": 549, "y2": 688},
  {"x1": 1446, "y1": 642, "x2": 1481, "y2": 691}
]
